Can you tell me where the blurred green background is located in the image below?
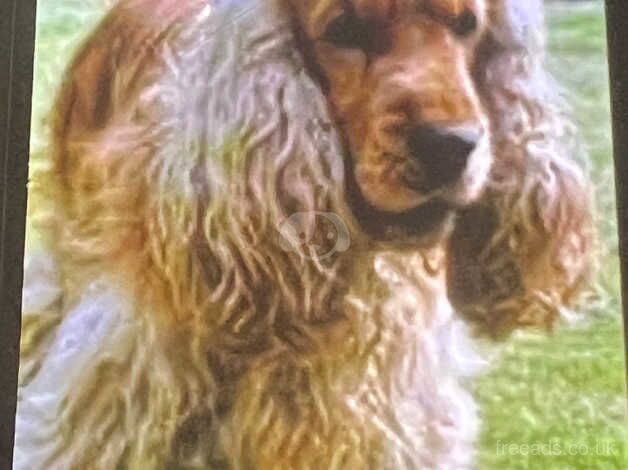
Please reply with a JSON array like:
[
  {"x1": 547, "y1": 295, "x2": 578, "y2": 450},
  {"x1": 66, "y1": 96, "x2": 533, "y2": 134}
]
[
  {"x1": 476, "y1": 3, "x2": 627, "y2": 469},
  {"x1": 26, "y1": 1, "x2": 627, "y2": 468}
]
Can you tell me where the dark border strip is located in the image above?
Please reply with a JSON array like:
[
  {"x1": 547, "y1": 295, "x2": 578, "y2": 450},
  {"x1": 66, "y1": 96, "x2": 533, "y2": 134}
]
[
  {"x1": 605, "y1": 0, "x2": 628, "y2": 384},
  {"x1": 0, "y1": 0, "x2": 36, "y2": 467}
]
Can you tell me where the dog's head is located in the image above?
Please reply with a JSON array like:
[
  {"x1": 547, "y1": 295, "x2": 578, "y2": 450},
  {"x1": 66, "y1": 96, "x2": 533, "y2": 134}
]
[
  {"x1": 283, "y1": 0, "x2": 594, "y2": 332},
  {"x1": 286, "y1": 0, "x2": 492, "y2": 237}
]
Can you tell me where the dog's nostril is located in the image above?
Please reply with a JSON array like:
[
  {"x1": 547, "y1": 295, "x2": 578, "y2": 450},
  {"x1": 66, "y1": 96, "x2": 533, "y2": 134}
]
[{"x1": 407, "y1": 125, "x2": 481, "y2": 191}]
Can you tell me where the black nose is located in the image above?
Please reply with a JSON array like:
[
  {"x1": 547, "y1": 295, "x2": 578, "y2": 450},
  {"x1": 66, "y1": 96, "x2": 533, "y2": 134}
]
[{"x1": 407, "y1": 125, "x2": 481, "y2": 192}]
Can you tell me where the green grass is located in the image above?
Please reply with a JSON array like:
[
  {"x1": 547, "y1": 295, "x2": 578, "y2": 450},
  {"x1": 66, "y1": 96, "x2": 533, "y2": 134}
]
[
  {"x1": 27, "y1": 1, "x2": 627, "y2": 469},
  {"x1": 30, "y1": 0, "x2": 105, "y2": 156},
  {"x1": 26, "y1": 0, "x2": 105, "y2": 249},
  {"x1": 476, "y1": 3, "x2": 627, "y2": 469}
]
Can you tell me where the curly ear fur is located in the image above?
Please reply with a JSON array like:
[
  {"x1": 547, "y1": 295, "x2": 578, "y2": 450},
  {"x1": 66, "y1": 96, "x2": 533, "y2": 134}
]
[
  {"x1": 53, "y1": 0, "x2": 359, "y2": 329},
  {"x1": 20, "y1": 0, "x2": 360, "y2": 467},
  {"x1": 447, "y1": 0, "x2": 596, "y2": 334}
]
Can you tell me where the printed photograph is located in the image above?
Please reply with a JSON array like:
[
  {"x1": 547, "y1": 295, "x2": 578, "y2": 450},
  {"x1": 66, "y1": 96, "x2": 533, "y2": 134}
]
[{"x1": 14, "y1": 0, "x2": 627, "y2": 468}]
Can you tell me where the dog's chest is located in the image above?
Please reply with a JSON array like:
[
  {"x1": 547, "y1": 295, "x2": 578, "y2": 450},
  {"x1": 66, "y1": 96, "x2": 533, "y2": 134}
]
[{"x1": 224, "y1": 250, "x2": 485, "y2": 469}]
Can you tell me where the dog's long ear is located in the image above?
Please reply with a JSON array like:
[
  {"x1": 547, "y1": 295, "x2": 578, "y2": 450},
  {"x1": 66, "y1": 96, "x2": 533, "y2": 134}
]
[{"x1": 447, "y1": 0, "x2": 596, "y2": 334}]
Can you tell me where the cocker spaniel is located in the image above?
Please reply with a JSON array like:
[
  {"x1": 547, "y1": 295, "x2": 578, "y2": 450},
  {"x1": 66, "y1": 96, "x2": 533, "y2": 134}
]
[{"x1": 15, "y1": 0, "x2": 595, "y2": 468}]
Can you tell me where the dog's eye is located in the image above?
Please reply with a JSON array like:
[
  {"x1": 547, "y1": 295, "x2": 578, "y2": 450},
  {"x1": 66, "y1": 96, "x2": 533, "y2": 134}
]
[
  {"x1": 323, "y1": 12, "x2": 369, "y2": 49},
  {"x1": 450, "y1": 9, "x2": 478, "y2": 37}
]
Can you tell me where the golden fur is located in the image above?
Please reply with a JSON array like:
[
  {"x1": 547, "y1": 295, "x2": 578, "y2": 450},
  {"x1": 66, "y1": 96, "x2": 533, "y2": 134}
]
[{"x1": 15, "y1": 0, "x2": 594, "y2": 468}]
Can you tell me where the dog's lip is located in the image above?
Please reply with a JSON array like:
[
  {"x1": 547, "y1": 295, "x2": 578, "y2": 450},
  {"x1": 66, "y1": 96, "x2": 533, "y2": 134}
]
[
  {"x1": 351, "y1": 194, "x2": 456, "y2": 240},
  {"x1": 348, "y1": 153, "x2": 472, "y2": 239},
  {"x1": 400, "y1": 168, "x2": 484, "y2": 210},
  {"x1": 397, "y1": 158, "x2": 469, "y2": 203}
]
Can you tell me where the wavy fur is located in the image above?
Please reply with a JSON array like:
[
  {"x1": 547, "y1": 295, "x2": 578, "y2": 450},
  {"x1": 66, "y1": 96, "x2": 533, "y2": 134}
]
[{"x1": 15, "y1": 1, "x2": 594, "y2": 469}]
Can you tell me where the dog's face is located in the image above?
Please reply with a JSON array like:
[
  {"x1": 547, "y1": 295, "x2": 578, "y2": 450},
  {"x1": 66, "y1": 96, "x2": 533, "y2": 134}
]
[{"x1": 287, "y1": 0, "x2": 491, "y2": 216}]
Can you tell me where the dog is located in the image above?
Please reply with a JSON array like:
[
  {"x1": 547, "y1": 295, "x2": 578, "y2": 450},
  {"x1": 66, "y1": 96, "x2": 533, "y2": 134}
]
[{"x1": 15, "y1": 0, "x2": 595, "y2": 468}]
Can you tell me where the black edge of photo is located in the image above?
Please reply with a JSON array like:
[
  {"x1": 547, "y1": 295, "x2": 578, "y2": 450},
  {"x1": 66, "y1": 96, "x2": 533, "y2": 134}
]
[
  {"x1": 0, "y1": 0, "x2": 37, "y2": 467},
  {"x1": 605, "y1": 0, "x2": 628, "y2": 383}
]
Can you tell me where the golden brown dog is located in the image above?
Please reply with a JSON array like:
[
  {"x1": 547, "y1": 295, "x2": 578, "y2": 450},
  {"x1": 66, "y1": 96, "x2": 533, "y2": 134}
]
[{"x1": 15, "y1": 1, "x2": 594, "y2": 468}]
